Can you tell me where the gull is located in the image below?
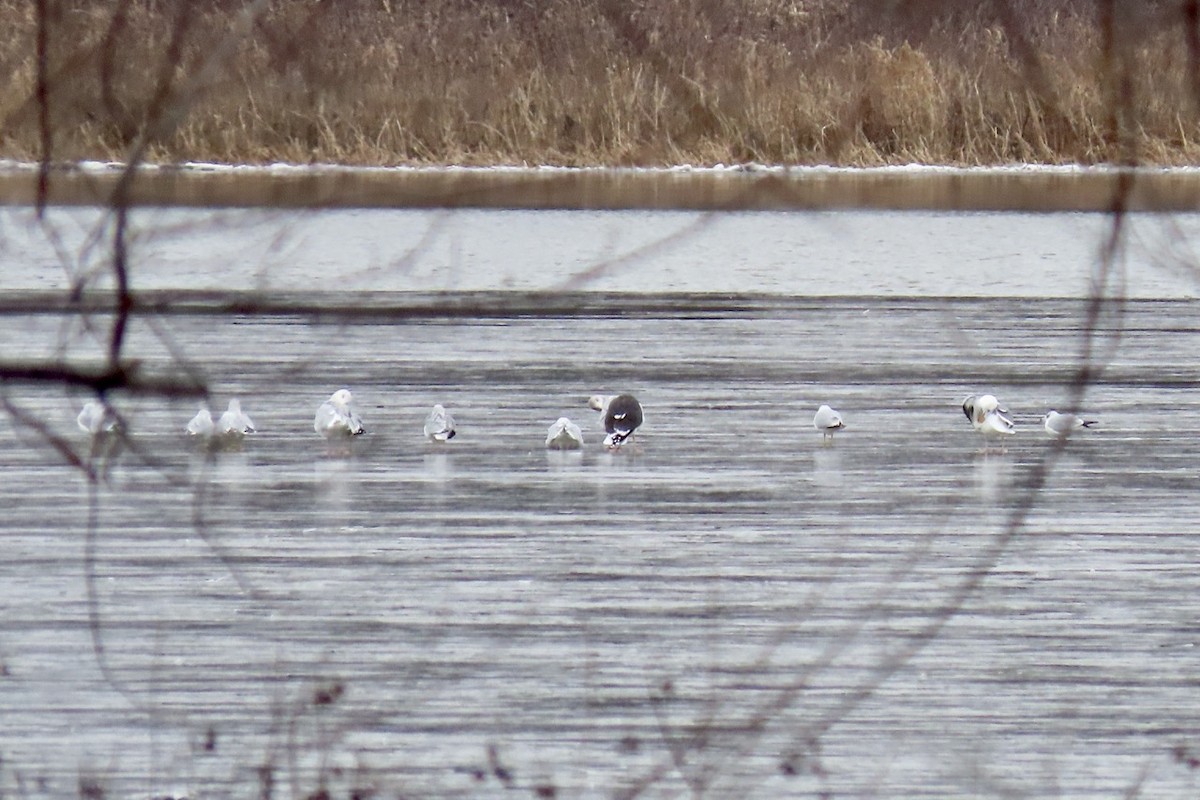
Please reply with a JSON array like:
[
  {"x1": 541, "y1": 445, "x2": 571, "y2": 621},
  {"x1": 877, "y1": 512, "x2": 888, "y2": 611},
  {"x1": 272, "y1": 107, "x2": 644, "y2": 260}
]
[
  {"x1": 962, "y1": 394, "x2": 1015, "y2": 441},
  {"x1": 186, "y1": 406, "x2": 215, "y2": 437},
  {"x1": 813, "y1": 404, "x2": 845, "y2": 444},
  {"x1": 77, "y1": 400, "x2": 118, "y2": 435},
  {"x1": 217, "y1": 399, "x2": 256, "y2": 437},
  {"x1": 1043, "y1": 410, "x2": 1098, "y2": 436},
  {"x1": 424, "y1": 404, "x2": 456, "y2": 442},
  {"x1": 314, "y1": 389, "x2": 365, "y2": 437},
  {"x1": 590, "y1": 393, "x2": 643, "y2": 449},
  {"x1": 545, "y1": 417, "x2": 584, "y2": 450}
]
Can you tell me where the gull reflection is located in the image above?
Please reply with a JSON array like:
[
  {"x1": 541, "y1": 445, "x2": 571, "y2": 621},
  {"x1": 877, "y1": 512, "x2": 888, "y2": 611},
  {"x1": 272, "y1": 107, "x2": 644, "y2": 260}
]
[
  {"x1": 972, "y1": 451, "x2": 1014, "y2": 505},
  {"x1": 812, "y1": 447, "x2": 843, "y2": 489}
]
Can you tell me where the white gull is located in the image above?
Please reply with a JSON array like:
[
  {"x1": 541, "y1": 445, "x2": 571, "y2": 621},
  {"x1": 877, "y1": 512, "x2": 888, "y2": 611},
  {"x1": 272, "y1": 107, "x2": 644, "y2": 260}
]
[
  {"x1": 314, "y1": 389, "x2": 365, "y2": 437},
  {"x1": 77, "y1": 400, "x2": 118, "y2": 435},
  {"x1": 813, "y1": 404, "x2": 845, "y2": 444},
  {"x1": 424, "y1": 404, "x2": 456, "y2": 442},
  {"x1": 186, "y1": 406, "x2": 215, "y2": 437},
  {"x1": 963, "y1": 394, "x2": 1015, "y2": 441},
  {"x1": 1043, "y1": 410, "x2": 1098, "y2": 436},
  {"x1": 545, "y1": 417, "x2": 584, "y2": 450},
  {"x1": 218, "y1": 399, "x2": 256, "y2": 437}
]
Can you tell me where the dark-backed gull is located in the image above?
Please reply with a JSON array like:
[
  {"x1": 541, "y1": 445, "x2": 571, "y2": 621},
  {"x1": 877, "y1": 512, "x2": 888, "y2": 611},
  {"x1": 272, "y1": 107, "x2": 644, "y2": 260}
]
[{"x1": 590, "y1": 393, "x2": 643, "y2": 449}]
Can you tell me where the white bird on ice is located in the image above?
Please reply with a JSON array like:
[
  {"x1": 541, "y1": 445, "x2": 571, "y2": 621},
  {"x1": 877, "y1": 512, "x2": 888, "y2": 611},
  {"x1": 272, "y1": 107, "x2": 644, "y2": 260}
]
[
  {"x1": 962, "y1": 394, "x2": 1015, "y2": 439},
  {"x1": 218, "y1": 399, "x2": 256, "y2": 437},
  {"x1": 314, "y1": 389, "x2": 365, "y2": 437},
  {"x1": 813, "y1": 404, "x2": 845, "y2": 444},
  {"x1": 1043, "y1": 409, "x2": 1098, "y2": 436},
  {"x1": 545, "y1": 417, "x2": 584, "y2": 450},
  {"x1": 424, "y1": 404, "x2": 456, "y2": 442},
  {"x1": 186, "y1": 406, "x2": 215, "y2": 437},
  {"x1": 77, "y1": 400, "x2": 118, "y2": 435}
]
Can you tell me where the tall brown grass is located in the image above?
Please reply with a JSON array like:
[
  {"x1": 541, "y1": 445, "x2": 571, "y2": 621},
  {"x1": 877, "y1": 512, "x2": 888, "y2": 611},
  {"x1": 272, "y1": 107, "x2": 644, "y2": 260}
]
[{"x1": 2, "y1": 0, "x2": 1200, "y2": 167}]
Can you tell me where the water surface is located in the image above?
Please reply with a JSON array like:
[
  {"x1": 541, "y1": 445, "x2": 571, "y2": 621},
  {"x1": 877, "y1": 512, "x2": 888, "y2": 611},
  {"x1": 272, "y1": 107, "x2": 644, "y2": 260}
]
[
  {"x1": 1, "y1": 208, "x2": 1199, "y2": 799},
  {"x1": 2, "y1": 206, "x2": 1198, "y2": 297}
]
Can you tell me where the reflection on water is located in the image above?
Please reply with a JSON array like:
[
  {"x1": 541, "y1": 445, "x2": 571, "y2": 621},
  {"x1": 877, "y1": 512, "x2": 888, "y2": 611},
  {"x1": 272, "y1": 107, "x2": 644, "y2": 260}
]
[
  {"x1": 313, "y1": 452, "x2": 358, "y2": 514},
  {"x1": 971, "y1": 450, "x2": 1015, "y2": 505},
  {"x1": 811, "y1": 447, "x2": 844, "y2": 490},
  {"x1": 422, "y1": 450, "x2": 454, "y2": 482},
  {"x1": 1, "y1": 232, "x2": 1199, "y2": 797}
]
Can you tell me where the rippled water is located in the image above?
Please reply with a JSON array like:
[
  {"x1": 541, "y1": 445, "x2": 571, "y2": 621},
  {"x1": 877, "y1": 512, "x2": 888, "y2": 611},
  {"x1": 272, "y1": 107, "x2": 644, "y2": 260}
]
[{"x1": 1, "y1": 207, "x2": 1200, "y2": 799}]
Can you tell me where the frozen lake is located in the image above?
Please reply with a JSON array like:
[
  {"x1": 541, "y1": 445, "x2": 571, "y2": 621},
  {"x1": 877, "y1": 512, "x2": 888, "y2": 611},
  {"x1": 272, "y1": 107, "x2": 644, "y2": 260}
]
[{"x1": 1, "y1": 206, "x2": 1199, "y2": 799}]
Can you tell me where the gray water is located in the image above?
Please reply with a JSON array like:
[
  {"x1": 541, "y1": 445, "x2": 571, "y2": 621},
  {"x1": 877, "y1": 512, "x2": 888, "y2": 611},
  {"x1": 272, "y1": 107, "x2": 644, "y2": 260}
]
[{"x1": 1, "y1": 207, "x2": 1200, "y2": 800}]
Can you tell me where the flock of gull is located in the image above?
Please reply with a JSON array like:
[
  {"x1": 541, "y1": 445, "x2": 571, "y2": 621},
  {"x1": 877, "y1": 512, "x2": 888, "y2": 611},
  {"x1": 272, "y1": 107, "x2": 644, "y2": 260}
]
[
  {"x1": 960, "y1": 393, "x2": 1097, "y2": 445},
  {"x1": 75, "y1": 389, "x2": 650, "y2": 451},
  {"x1": 75, "y1": 383, "x2": 1099, "y2": 453},
  {"x1": 807, "y1": 394, "x2": 1096, "y2": 446},
  {"x1": 76, "y1": 388, "x2": 1096, "y2": 452}
]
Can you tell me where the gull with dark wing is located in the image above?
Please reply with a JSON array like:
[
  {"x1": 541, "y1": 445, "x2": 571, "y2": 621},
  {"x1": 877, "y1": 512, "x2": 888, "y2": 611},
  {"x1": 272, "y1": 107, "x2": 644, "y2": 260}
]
[
  {"x1": 314, "y1": 389, "x2": 365, "y2": 437},
  {"x1": 590, "y1": 393, "x2": 643, "y2": 449},
  {"x1": 1043, "y1": 410, "x2": 1098, "y2": 436},
  {"x1": 545, "y1": 417, "x2": 584, "y2": 450},
  {"x1": 962, "y1": 393, "x2": 1015, "y2": 442},
  {"x1": 424, "y1": 404, "x2": 456, "y2": 442},
  {"x1": 813, "y1": 404, "x2": 845, "y2": 444}
]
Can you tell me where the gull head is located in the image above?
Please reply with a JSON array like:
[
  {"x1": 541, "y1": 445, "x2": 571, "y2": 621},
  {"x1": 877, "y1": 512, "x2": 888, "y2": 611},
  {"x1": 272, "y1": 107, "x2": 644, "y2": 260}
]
[
  {"x1": 587, "y1": 395, "x2": 608, "y2": 412},
  {"x1": 964, "y1": 394, "x2": 1002, "y2": 427},
  {"x1": 331, "y1": 389, "x2": 354, "y2": 409},
  {"x1": 977, "y1": 394, "x2": 1000, "y2": 414}
]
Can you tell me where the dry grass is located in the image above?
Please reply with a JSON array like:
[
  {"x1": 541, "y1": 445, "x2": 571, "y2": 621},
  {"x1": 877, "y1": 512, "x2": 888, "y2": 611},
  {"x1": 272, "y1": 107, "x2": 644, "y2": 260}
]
[{"x1": 3, "y1": 0, "x2": 1200, "y2": 166}]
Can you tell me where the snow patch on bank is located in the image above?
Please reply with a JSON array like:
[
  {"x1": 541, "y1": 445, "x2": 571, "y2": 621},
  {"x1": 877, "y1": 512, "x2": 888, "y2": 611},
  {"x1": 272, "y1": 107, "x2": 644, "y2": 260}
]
[{"x1": 5, "y1": 158, "x2": 1200, "y2": 177}]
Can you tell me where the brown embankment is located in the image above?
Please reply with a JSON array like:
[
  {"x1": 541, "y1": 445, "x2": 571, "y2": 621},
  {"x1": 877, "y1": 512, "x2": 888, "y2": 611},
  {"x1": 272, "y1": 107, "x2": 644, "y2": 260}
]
[
  {"x1": 4, "y1": 164, "x2": 1200, "y2": 211},
  {"x1": 4, "y1": 1, "x2": 1200, "y2": 171}
]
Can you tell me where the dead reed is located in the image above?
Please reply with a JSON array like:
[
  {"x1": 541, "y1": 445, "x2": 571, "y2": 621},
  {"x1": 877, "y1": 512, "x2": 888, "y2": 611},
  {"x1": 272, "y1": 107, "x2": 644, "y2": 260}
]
[{"x1": 2, "y1": 0, "x2": 1200, "y2": 167}]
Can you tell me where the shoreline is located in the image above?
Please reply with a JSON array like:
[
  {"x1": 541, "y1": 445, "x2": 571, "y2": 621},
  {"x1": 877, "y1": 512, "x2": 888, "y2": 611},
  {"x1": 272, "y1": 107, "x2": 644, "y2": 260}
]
[{"x1": 3, "y1": 161, "x2": 1200, "y2": 211}]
